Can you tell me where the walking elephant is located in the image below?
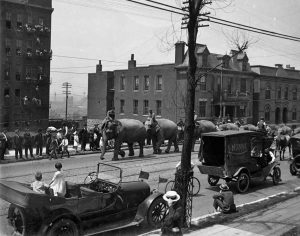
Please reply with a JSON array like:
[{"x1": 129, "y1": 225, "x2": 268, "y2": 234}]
[
  {"x1": 192, "y1": 120, "x2": 217, "y2": 151},
  {"x1": 100, "y1": 119, "x2": 147, "y2": 161},
  {"x1": 145, "y1": 118, "x2": 179, "y2": 154}
]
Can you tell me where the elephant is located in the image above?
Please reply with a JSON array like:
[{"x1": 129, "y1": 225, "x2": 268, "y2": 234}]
[
  {"x1": 240, "y1": 124, "x2": 258, "y2": 131},
  {"x1": 192, "y1": 120, "x2": 217, "y2": 151},
  {"x1": 100, "y1": 119, "x2": 147, "y2": 161},
  {"x1": 144, "y1": 118, "x2": 179, "y2": 154},
  {"x1": 218, "y1": 123, "x2": 239, "y2": 131}
]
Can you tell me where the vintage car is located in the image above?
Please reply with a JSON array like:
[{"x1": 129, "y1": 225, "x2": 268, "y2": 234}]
[
  {"x1": 290, "y1": 133, "x2": 300, "y2": 175},
  {"x1": 0, "y1": 163, "x2": 167, "y2": 236},
  {"x1": 198, "y1": 130, "x2": 281, "y2": 193}
]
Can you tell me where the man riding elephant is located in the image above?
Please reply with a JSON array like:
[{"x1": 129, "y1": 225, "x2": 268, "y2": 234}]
[
  {"x1": 145, "y1": 114, "x2": 179, "y2": 154},
  {"x1": 100, "y1": 118, "x2": 146, "y2": 161}
]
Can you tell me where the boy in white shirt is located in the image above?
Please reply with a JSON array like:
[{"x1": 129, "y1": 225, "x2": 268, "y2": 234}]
[
  {"x1": 60, "y1": 135, "x2": 70, "y2": 158},
  {"x1": 31, "y1": 171, "x2": 48, "y2": 194},
  {"x1": 49, "y1": 162, "x2": 66, "y2": 197}
]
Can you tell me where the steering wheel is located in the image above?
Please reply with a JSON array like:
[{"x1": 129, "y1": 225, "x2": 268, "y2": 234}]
[{"x1": 84, "y1": 171, "x2": 98, "y2": 185}]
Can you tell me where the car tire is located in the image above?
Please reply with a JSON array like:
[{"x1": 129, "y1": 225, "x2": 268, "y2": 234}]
[
  {"x1": 290, "y1": 163, "x2": 297, "y2": 176},
  {"x1": 272, "y1": 166, "x2": 281, "y2": 185},
  {"x1": 207, "y1": 175, "x2": 219, "y2": 186},
  {"x1": 8, "y1": 204, "x2": 29, "y2": 236},
  {"x1": 236, "y1": 172, "x2": 250, "y2": 193},
  {"x1": 147, "y1": 196, "x2": 168, "y2": 228},
  {"x1": 46, "y1": 218, "x2": 79, "y2": 236}
]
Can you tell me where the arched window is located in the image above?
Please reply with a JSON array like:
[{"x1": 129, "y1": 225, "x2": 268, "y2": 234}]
[
  {"x1": 292, "y1": 107, "x2": 297, "y2": 121},
  {"x1": 264, "y1": 105, "x2": 270, "y2": 122},
  {"x1": 284, "y1": 86, "x2": 289, "y2": 100},
  {"x1": 277, "y1": 87, "x2": 281, "y2": 99},
  {"x1": 265, "y1": 84, "x2": 271, "y2": 99}
]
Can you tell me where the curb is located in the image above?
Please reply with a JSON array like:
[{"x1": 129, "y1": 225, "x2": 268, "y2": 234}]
[{"x1": 140, "y1": 186, "x2": 300, "y2": 236}]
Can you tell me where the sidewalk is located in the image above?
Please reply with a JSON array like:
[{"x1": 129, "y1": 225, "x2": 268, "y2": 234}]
[{"x1": 142, "y1": 187, "x2": 300, "y2": 236}]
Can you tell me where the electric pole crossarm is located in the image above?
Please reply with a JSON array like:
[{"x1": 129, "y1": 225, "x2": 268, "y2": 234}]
[{"x1": 62, "y1": 82, "x2": 72, "y2": 121}]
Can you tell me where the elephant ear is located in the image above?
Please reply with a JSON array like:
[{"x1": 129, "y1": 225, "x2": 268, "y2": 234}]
[{"x1": 115, "y1": 120, "x2": 122, "y2": 135}]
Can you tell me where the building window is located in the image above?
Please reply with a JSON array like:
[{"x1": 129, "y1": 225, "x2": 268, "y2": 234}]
[
  {"x1": 242, "y1": 62, "x2": 247, "y2": 71},
  {"x1": 120, "y1": 75, "x2": 125, "y2": 91},
  {"x1": 133, "y1": 76, "x2": 139, "y2": 91},
  {"x1": 6, "y1": 12, "x2": 11, "y2": 29},
  {"x1": 156, "y1": 75, "x2": 162, "y2": 91},
  {"x1": 265, "y1": 84, "x2": 271, "y2": 99},
  {"x1": 292, "y1": 108, "x2": 297, "y2": 121},
  {"x1": 4, "y1": 65, "x2": 10, "y2": 80},
  {"x1": 16, "y1": 40, "x2": 22, "y2": 56},
  {"x1": 199, "y1": 76, "x2": 206, "y2": 91},
  {"x1": 38, "y1": 17, "x2": 44, "y2": 25},
  {"x1": 265, "y1": 105, "x2": 270, "y2": 122},
  {"x1": 120, "y1": 100, "x2": 125, "y2": 114},
  {"x1": 25, "y1": 67, "x2": 32, "y2": 80},
  {"x1": 277, "y1": 87, "x2": 281, "y2": 99},
  {"x1": 17, "y1": 14, "x2": 23, "y2": 30},
  {"x1": 133, "y1": 100, "x2": 138, "y2": 114},
  {"x1": 16, "y1": 65, "x2": 21, "y2": 81},
  {"x1": 143, "y1": 100, "x2": 149, "y2": 115},
  {"x1": 203, "y1": 55, "x2": 208, "y2": 67},
  {"x1": 5, "y1": 38, "x2": 11, "y2": 56},
  {"x1": 293, "y1": 88, "x2": 297, "y2": 100},
  {"x1": 15, "y1": 89, "x2": 21, "y2": 104},
  {"x1": 199, "y1": 101, "x2": 206, "y2": 117},
  {"x1": 144, "y1": 76, "x2": 149, "y2": 91},
  {"x1": 227, "y1": 78, "x2": 232, "y2": 94},
  {"x1": 4, "y1": 89, "x2": 10, "y2": 98},
  {"x1": 284, "y1": 87, "x2": 288, "y2": 100},
  {"x1": 156, "y1": 100, "x2": 162, "y2": 116},
  {"x1": 240, "y1": 79, "x2": 246, "y2": 93}
]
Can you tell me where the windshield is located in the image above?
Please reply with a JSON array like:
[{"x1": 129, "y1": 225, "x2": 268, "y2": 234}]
[{"x1": 97, "y1": 163, "x2": 122, "y2": 184}]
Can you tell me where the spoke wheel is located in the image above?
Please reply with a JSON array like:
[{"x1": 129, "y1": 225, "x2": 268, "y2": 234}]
[
  {"x1": 47, "y1": 218, "x2": 79, "y2": 236},
  {"x1": 272, "y1": 166, "x2": 281, "y2": 185},
  {"x1": 164, "y1": 180, "x2": 175, "y2": 193},
  {"x1": 188, "y1": 177, "x2": 201, "y2": 196},
  {"x1": 8, "y1": 205, "x2": 26, "y2": 235},
  {"x1": 84, "y1": 171, "x2": 97, "y2": 185},
  {"x1": 290, "y1": 162, "x2": 297, "y2": 176},
  {"x1": 147, "y1": 197, "x2": 168, "y2": 228},
  {"x1": 236, "y1": 172, "x2": 250, "y2": 193},
  {"x1": 207, "y1": 175, "x2": 219, "y2": 186}
]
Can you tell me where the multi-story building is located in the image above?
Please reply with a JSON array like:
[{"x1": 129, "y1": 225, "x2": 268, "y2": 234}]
[
  {"x1": 87, "y1": 42, "x2": 300, "y2": 127},
  {"x1": 0, "y1": 0, "x2": 53, "y2": 130}
]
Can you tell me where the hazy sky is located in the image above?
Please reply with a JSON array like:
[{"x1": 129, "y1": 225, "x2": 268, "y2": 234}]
[{"x1": 50, "y1": 0, "x2": 300, "y2": 98}]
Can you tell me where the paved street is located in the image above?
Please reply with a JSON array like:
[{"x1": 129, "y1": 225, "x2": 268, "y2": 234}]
[{"x1": 0, "y1": 144, "x2": 299, "y2": 235}]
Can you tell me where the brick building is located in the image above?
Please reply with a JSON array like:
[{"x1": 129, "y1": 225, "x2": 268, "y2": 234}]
[
  {"x1": 0, "y1": 0, "x2": 53, "y2": 130},
  {"x1": 87, "y1": 42, "x2": 300, "y2": 126}
]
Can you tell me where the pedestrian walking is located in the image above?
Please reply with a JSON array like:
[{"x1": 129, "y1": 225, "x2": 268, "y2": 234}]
[
  {"x1": 212, "y1": 183, "x2": 237, "y2": 213},
  {"x1": 35, "y1": 128, "x2": 43, "y2": 157},
  {"x1": 45, "y1": 131, "x2": 51, "y2": 157},
  {"x1": 161, "y1": 191, "x2": 183, "y2": 236},
  {"x1": 60, "y1": 135, "x2": 70, "y2": 158},
  {"x1": 73, "y1": 131, "x2": 79, "y2": 153},
  {"x1": 1, "y1": 129, "x2": 9, "y2": 155},
  {"x1": 49, "y1": 136, "x2": 59, "y2": 160},
  {"x1": 23, "y1": 128, "x2": 34, "y2": 159},
  {"x1": 79, "y1": 124, "x2": 88, "y2": 151},
  {"x1": 13, "y1": 129, "x2": 23, "y2": 160}
]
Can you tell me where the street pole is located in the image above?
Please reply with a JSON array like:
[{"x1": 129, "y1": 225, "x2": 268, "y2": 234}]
[{"x1": 62, "y1": 82, "x2": 72, "y2": 121}]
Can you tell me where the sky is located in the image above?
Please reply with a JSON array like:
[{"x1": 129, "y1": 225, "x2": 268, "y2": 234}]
[{"x1": 50, "y1": 0, "x2": 300, "y2": 99}]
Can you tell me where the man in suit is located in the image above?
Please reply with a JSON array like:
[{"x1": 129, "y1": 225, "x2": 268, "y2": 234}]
[
  {"x1": 14, "y1": 129, "x2": 23, "y2": 160},
  {"x1": 23, "y1": 128, "x2": 34, "y2": 159},
  {"x1": 213, "y1": 183, "x2": 237, "y2": 214},
  {"x1": 35, "y1": 129, "x2": 43, "y2": 157}
]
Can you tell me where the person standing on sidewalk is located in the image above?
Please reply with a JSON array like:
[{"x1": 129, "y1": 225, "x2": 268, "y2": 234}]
[
  {"x1": 45, "y1": 131, "x2": 51, "y2": 157},
  {"x1": 23, "y1": 128, "x2": 34, "y2": 159},
  {"x1": 13, "y1": 129, "x2": 23, "y2": 160},
  {"x1": 49, "y1": 135, "x2": 59, "y2": 160},
  {"x1": 35, "y1": 129, "x2": 43, "y2": 157},
  {"x1": 213, "y1": 183, "x2": 236, "y2": 213},
  {"x1": 0, "y1": 132, "x2": 6, "y2": 160},
  {"x1": 79, "y1": 124, "x2": 88, "y2": 151},
  {"x1": 60, "y1": 135, "x2": 70, "y2": 158},
  {"x1": 73, "y1": 131, "x2": 79, "y2": 153}
]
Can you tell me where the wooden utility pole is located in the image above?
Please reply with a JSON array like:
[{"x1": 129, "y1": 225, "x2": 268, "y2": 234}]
[{"x1": 62, "y1": 82, "x2": 72, "y2": 121}]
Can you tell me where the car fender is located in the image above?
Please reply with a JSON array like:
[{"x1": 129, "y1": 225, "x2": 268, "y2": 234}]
[
  {"x1": 39, "y1": 208, "x2": 83, "y2": 235},
  {"x1": 233, "y1": 167, "x2": 249, "y2": 178},
  {"x1": 134, "y1": 191, "x2": 164, "y2": 224}
]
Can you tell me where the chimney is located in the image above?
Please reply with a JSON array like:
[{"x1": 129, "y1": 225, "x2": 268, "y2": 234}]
[
  {"x1": 175, "y1": 41, "x2": 185, "y2": 66},
  {"x1": 275, "y1": 64, "x2": 283, "y2": 68},
  {"x1": 128, "y1": 54, "x2": 136, "y2": 69},
  {"x1": 96, "y1": 60, "x2": 102, "y2": 72},
  {"x1": 286, "y1": 64, "x2": 290, "y2": 69}
]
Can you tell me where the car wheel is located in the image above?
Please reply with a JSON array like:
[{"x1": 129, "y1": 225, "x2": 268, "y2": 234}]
[
  {"x1": 290, "y1": 163, "x2": 297, "y2": 176},
  {"x1": 8, "y1": 204, "x2": 28, "y2": 235},
  {"x1": 147, "y1": 196, "x2": 168, "y2": 228},
  {"x1": 47, "y1": 218, "x2": 79, "y2": 236},
  {"x1": 272, "y1": 166, "x2": 281, "y2": 185},
  {"x1": 207, "y1": 175, "x2": 219, "y2": 186},
  {"x1": 236, "y1": 172, "x2": 250, "y2": 193}
]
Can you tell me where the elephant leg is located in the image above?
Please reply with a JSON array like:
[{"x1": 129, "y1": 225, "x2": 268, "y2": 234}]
[
  {"x1": 128, "y1": 143, "x2": 134, "y2": 156},
  {"x1": 138, "y1": 141, "x2": 144, "y2": 157},
  {"x1": 156, "y1": 132, "x2": 163, "y2": 154},
  {"x1": 112, "y1": 140, "x2": 121, "y2": 161},
  {"x1": 152, "y1": 137, "x2": 158, "y2": 154},
  {"x1": 165, "y1": 140, "x2": 171, "y2": 153}
]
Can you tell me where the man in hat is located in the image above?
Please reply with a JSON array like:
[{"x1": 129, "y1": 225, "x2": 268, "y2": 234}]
[
  {"x1": 79, "y1": 124, "x2": 88, "y2": 151},
  {"x1": 23, "y1": 128, "x2": 34, "y2": 159},
  {"x1": 257, "y1": 117, "x2": 266, "y2": 132},
  {"x1": 161, "y1": 191, "x2": 183, "y2": 236},
  {"x1": 212, "y1": 183, "x2": 236, "y2": 214},
  {"x1": 13, "y1": 129, "x2": 23, "y2": 160},
  {"x1": 35, "y1": 129, "x2": 44, "y2": 157}
]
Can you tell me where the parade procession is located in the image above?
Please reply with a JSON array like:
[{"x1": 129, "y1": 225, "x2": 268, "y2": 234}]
[{"x1": 1, "y1": 0, "x2": 300, "y2": 235}]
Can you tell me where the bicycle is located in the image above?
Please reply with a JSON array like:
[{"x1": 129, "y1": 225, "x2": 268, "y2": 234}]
[{"x1": 164, "y1": 175, "x2": 201, "y2": 196}]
